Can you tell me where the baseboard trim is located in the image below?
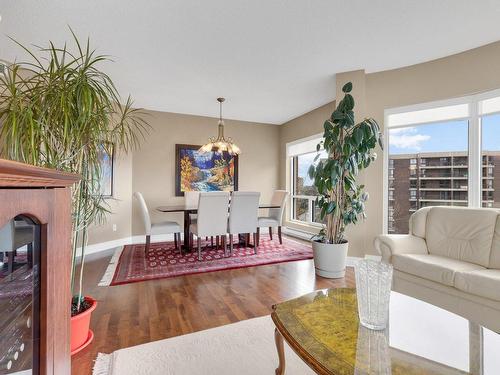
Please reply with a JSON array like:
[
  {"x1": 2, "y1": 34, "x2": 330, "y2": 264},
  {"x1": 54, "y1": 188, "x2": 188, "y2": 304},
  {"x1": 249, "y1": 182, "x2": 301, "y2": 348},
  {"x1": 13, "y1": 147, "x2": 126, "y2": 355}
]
[
  {"x1": 77, "y1": 234, "x2": 176, "y2": 257},
  {"x1": 282, "y1": 226, "x2": 314, "y2": 241}
]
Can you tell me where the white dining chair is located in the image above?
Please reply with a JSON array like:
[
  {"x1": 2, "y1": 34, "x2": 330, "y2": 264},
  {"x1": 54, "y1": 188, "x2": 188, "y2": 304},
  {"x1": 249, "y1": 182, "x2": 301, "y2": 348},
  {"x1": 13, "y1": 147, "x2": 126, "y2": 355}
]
[
  {"x1": 184, "y1": 191, "x2": 200, "y2": 214},
  {"x1": 228, "y1": 191, "x2": 260, "y2": 255},
  {"x1": 0, "y1": 218, "x2": 34, "y2": 274},
  {"x1": 189, "y1": 192, "x2": 230, "y2": 261},
  {"x1": 134, "y1": 192, "x2": 181, "y2": 254},
  {"x1": 257, "y1": 190, "x2": 289, "y2": 246},
  {"x1": 185, "y1": 190, "x2": 217, "y2": 248}
]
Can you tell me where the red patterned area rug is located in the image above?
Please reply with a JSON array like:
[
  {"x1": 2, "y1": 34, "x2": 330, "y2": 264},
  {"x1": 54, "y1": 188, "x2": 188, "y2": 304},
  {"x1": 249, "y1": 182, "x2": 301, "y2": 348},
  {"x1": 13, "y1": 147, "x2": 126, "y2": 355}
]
[{"x1": 99, "y1": 236, "x2": 312, "y2": 286}]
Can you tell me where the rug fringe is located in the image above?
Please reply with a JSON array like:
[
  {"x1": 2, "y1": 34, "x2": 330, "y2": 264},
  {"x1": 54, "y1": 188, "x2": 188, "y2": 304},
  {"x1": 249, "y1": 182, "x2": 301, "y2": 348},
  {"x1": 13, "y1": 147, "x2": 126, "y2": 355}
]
[
  {"x1": 93, "y1": 353, "x2": 112, "y2": 375},
  {"x1": 98, "y1": 246, "x2": 124, "y2": 286}
]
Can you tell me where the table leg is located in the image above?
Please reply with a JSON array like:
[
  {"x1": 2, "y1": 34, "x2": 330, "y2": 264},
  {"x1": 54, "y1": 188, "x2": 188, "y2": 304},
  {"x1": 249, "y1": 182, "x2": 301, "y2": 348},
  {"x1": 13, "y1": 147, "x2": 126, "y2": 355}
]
[
  {"x1": 274, "y1": 328, "x2": 285, "y2": 375},
  {"x1": 183, "y1": 211, "x2": 191, "y2": 252},
  {"x1": 237, "y1": 233, "x2": 255, "y2": 248}
]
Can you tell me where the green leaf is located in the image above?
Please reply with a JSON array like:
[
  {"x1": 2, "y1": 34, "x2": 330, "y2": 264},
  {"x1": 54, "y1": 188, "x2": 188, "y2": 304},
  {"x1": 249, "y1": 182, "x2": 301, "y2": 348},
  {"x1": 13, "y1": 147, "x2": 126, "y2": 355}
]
[
  {"x1": 326, "y1": 201, "x2": 337, "y2": 214},
  {"x1": 378, "y1": 135, "x2": 384, "y2": 150},
  {"x1": 321, "y1": 205, "x2": 327, "y2": 219},
  {"x1": 345, "y1": 110, "x2": 355, "y2": 127},
  {"x1": 342, "y1": 82, "x2": 353, "y2": 93},
  {"x1": 353, "y1": 127, "x2": 363, "y2": 145},
  {"x1": 331, "y1": 109, "x2": 344, "y2": 122},
  {"x1": 330, "y1": 168, "x2": 338, "y2": 182},
  {"x1": 343, "y1": 143, "x2": 351, "y2": 155},
  {"x1": 324, "y1": 120, "x2": 333, "y2": 132},
  {"x1": 331, "y1": 125, "x2": 339, "y2": 139},
  {"x1": 308, "y1": 164, "x2": 315, "y2": 179},
  {"x1": 343, "y1": 94, "x2": 354, "y2": 111},
  {"x1": 317, "y1": 179, "x2": 324, "y2": 194},
  {"x1": 362, "y1": 122, "x2": 372, "y2": 138}
]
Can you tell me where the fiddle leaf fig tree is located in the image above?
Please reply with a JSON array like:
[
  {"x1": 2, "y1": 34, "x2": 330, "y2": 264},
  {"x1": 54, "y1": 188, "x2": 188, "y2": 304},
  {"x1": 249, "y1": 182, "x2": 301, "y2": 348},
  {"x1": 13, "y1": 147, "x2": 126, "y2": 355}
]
[{"x1": 308, "y1": 82, "x2": 383, "y2": 244}]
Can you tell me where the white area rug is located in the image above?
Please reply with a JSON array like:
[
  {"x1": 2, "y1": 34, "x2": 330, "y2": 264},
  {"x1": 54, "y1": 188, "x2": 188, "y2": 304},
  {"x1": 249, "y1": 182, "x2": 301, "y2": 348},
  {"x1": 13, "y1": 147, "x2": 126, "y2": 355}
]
[
  {"x1": 97, "y1": 246, "x2": 124, "y2": 286},
  {"x1": 93, "y1": 315, "x2": 315, "y2": 375}
]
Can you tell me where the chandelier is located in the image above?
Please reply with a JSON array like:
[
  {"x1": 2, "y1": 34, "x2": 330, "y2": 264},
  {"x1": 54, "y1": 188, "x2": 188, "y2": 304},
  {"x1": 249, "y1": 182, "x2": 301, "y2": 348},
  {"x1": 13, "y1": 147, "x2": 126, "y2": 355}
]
[{"x1": 199, "y1": 97, "x2": 241, "y2": 155}]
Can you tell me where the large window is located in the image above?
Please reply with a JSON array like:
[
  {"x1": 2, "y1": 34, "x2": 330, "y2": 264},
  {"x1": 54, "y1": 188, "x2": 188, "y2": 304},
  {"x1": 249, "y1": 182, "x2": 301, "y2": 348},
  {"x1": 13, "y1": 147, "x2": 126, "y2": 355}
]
[
  {"x1": 287, "y1": 136, "x2": 327, "y2": 225},
  {"x1": 385, "y1": 90, "x2": 500, "y2": 234},
  {"x1": 388, "y1": 120, "x2": 469, "y2": 233},
  {"x1": 481, "y1": 113, "x2": 500, "y2": 208}
]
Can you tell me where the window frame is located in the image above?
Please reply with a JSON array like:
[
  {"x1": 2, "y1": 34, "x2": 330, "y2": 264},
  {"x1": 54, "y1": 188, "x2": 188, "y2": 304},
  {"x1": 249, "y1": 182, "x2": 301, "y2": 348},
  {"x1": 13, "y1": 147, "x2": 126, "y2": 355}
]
[
  {"x1": 286, "y1": 133, "x2": 325, "y2": 227},
  {"x1": 383, "y1": 88, "x2": 500, "y2": 234}
]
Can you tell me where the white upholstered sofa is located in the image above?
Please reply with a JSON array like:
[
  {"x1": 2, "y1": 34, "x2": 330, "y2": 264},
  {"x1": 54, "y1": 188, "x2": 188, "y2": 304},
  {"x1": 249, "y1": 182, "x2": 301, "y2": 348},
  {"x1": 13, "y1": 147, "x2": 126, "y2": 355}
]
[{"x1": 375, "y1": 206, "x2": 500, "y2": 331}]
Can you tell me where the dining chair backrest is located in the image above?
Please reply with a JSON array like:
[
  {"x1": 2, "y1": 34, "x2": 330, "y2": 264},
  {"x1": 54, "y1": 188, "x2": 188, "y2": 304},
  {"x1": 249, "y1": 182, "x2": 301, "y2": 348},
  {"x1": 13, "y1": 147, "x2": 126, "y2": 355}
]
[
  {"x1": 269, "y1": 190, "x2": 289, "y2": 225},
  {"x1": 134, "y1": 192, "x2": 152, "y2": 234},
  {"x1": 184, "y1": 191, "x2": 200, "y2": 209},
  {"x1": 228, "y1": 192, "x2": 260, "y2": 234},
  {"x1": 197, "y1": 192, "x2": 230, "y2": 237}
]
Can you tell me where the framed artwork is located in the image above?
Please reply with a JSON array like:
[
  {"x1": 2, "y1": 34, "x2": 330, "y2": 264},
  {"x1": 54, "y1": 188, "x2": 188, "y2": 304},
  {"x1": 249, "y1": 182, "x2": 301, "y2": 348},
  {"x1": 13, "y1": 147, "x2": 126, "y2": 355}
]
[
  {"x1": 98, "y1": 143, "x2": 114, "y2": 197},
  {"x1": 175, "y1": 144, "x2": 238, "y2": 196}
]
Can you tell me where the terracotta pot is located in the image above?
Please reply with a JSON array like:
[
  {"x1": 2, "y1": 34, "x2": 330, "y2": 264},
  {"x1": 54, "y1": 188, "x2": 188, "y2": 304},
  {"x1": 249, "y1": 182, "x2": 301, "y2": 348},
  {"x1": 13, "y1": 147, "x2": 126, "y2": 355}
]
[
  {"x1": 312, "y1": 240, "x2": 349, "y2": 278},
  {"x1": 70, "y1": 296, "x2": 97, "y2": 355}
]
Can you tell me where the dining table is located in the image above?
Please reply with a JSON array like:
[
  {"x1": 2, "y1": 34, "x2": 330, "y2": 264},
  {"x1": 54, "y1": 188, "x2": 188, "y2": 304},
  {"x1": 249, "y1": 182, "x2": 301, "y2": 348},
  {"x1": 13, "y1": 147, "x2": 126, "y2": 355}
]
[{"x1": 156, "y1": 203, "x2": 280, "y2": 251}]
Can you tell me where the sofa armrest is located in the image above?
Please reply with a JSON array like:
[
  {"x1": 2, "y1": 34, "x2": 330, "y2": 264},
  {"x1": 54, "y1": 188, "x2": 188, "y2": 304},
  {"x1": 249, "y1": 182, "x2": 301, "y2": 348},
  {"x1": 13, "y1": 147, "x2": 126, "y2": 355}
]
[{"x1": 374, "y1": 234, "x2": 428, "y2": 263}]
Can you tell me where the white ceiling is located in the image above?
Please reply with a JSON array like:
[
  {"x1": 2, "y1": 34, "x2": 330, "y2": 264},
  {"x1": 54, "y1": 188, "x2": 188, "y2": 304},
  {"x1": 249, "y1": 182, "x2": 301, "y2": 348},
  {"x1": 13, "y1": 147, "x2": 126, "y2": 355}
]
[{"x1": 2, "y1": 1, "x2": 500, "y2": 124}]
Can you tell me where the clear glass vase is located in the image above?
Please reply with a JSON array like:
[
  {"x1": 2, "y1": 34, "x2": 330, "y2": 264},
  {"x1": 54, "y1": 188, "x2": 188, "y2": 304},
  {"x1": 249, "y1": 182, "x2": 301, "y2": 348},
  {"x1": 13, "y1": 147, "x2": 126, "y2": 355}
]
[{"x1": 355, "y1": 259, "x2": 393, "y2": 330}]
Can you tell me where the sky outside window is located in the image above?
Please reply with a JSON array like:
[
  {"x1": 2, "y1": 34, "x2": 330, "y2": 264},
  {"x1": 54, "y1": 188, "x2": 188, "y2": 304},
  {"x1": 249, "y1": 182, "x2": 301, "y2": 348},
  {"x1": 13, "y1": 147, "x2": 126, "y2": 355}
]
[
  {"x1": 482, "y1": 113, "x2": 500, "y2": 152},
  {"x1": 389, "y1": 120, "x2": 469, "y2": 155}
]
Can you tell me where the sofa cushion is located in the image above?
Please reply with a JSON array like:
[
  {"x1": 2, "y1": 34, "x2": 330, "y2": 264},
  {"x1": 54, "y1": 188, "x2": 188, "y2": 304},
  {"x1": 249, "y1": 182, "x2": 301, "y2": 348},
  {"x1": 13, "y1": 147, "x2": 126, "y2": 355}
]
[
  {"x1": 426, "y1": 207, "x2": 497, "y2": 268},
  {"x1": 489, "y1": 215, "x2": 500, "y2": 269},
  {"x1": 454, "y1": 269, "x2": 500, "y2": 302},
  {"x1": 392, "y1": 254, "x2": 485, "y2": 286},
  {"x1": 409, "y1": 206, "x2": 432, "y2": 239}
]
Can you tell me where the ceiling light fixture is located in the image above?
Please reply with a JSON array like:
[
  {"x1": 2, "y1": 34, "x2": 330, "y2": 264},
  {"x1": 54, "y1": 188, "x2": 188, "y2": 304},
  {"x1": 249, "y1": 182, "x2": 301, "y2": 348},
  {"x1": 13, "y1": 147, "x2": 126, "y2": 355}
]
[{"x1": 199, "y1": 97, "x2": 241, "y2": 155}]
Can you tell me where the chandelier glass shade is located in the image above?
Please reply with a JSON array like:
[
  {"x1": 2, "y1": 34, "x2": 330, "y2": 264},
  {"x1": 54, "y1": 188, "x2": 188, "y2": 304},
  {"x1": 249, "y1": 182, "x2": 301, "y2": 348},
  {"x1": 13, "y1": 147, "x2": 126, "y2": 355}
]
[{"x1": 199, "y1": 97, "x2": 241, "y2": 155}]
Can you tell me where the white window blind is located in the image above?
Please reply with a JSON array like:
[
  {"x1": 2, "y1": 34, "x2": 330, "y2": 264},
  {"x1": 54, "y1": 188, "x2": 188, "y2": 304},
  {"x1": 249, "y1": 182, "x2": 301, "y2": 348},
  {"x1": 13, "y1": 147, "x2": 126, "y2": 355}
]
[
  {"x1": 387, "y1": 103, "x2": 469, "y2": 128},
  {"x1": 287, "y1": 136, "x2": 322, "y2": 157},
  {"x1": 479, "y1": 96, "x2": 500, "y2": 116}
]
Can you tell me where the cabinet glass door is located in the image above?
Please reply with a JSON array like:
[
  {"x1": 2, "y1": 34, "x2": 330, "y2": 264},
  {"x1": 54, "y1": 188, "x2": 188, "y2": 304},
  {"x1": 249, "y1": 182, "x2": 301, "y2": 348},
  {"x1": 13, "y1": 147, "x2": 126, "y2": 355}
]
[{"x1": 0, "y1": 216, "x2": 40, "y2": 374}]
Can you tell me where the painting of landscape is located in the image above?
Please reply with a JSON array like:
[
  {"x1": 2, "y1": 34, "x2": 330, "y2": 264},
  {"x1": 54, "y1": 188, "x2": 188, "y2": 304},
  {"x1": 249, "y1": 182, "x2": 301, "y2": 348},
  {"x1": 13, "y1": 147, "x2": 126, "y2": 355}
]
[{"x1": 175, "y1": 144, "x2": 238, "y2": 196}]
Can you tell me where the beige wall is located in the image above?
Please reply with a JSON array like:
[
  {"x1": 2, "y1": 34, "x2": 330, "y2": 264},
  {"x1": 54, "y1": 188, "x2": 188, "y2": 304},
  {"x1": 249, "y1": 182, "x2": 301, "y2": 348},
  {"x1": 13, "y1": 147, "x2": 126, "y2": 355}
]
[
  {"x1": 131, "y1": 110, "x2": 280, "y2": 236},
  {"x1": 87, "y1": 150, "x2": 133, "y2": 245},
  {"x1": 278, "y1": 40, "x2": 500, "y2": 257}
]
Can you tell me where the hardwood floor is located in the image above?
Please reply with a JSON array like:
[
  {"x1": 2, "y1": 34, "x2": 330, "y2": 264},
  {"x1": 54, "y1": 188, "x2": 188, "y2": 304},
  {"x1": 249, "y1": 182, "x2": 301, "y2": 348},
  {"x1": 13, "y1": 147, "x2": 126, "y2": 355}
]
[{"x1": 71, "y1": 238, "x2": 355, "y2": 374}]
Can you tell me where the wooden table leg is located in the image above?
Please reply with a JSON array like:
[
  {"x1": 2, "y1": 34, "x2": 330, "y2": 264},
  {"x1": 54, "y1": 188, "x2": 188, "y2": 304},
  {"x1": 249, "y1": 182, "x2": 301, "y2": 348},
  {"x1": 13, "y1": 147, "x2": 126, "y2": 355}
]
[
  {"x1": 183, "y1": 211, "x2": 191, "y2": 252},
  {"x1": 274, "y1": 328, "x2": 285, "y2": 375}
]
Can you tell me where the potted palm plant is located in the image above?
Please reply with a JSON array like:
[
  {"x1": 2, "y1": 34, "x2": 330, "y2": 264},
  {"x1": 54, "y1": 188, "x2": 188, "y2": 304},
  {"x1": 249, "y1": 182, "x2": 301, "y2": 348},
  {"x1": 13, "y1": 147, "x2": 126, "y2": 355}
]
[
  {"x1": 308, "y1": 82, "x2": 382, "y2": 278},
  {"x1": 0, "y1": 30, "x2": 148, "y2": 354}
]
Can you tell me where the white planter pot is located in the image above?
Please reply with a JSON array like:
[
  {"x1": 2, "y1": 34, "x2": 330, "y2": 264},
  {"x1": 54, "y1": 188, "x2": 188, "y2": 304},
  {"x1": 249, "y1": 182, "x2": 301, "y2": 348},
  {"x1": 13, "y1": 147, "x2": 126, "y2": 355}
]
[{"x1": 312, "y1": 240, "x2": 349, "y2": 279}]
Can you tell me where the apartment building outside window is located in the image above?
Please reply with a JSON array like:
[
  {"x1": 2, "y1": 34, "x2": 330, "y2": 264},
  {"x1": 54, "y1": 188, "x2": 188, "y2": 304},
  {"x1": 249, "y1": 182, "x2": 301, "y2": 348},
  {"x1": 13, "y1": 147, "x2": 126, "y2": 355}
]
[
  {"x1": 385, "y1": 90, "x2": 500, "y2": 234},
  {"x1": 389, "y1": 190, "x2": 394, "y2": 200}
]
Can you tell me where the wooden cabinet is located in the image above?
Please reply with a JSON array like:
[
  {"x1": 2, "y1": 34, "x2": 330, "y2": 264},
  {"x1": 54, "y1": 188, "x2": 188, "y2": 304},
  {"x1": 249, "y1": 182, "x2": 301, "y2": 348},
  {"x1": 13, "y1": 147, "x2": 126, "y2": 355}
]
[{"x1": 0, "y1": 159, "x2": 79, "y2": 374}]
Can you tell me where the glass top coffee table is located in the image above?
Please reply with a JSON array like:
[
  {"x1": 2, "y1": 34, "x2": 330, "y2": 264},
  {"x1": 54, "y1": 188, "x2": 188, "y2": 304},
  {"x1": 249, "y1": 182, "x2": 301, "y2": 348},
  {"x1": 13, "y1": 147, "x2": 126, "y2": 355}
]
[{"x1": 271, "y1": 288, "x2": 500, "y2": 375}]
